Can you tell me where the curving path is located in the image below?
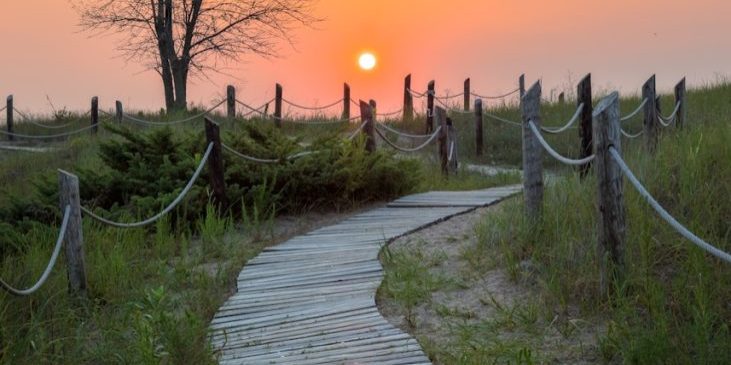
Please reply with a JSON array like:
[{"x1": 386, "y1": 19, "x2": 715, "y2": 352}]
[{"x1": 210, "y1": 185, "x2": 522, "y2": 364}]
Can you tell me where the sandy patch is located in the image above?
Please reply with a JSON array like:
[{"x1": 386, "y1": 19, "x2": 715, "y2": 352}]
[{"x1": 378, "y1": 204, "x2": 604, "y2": 364}]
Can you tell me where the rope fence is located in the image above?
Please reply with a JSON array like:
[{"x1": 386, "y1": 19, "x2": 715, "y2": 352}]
[
  {"x1": 282, "y1": 97, "x2": 343, "y2": 111},
  {"x1": 610, "y1": 147, "x2": 731, "y2": 264},
  {"x1": 122, "y1": 100, "x2": 225, "y2": 126},
  {"x1": 540, "y1": 103, "x2": 584, "y2": 134},
  {"x1": 374, "y1": 125, "x2": 442, "y2": 153},
  {"x1": 0, "y1": 205, "x2": 71, "y2": 296},
  {"x1": 528, "y1": 120, "x2": 596, "y2": 165},
  {"x1": 81, "y1": 143, "x2": 213, "y2": 228},
  {"x1": 620, "y1": 98, "x2": 648, "y2": 121}
]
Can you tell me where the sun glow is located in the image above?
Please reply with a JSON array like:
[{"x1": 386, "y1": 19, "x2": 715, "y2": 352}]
[{"x1": 358, "y1": 52, "x2": 377, "y2": 70}]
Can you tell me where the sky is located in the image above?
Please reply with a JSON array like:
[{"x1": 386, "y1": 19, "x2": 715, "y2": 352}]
[{"x1": 1, "y1": 0, "x2": 730, "y2": 116}]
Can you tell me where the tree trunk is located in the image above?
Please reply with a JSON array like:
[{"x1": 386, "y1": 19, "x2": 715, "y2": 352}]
[{"x1": 172, "y1": 61, "x2": 188, "y2": 111}]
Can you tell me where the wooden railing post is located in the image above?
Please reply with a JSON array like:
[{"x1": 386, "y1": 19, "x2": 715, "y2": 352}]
[
  {"x1": 6, "y1": 95, "x2": 13, "y2": 141},
  {"x1": 426, "y1": 80, "x2": 435, "y2": 133},
  {"x1": 359, "y1": 100, "x2": 376, "y2": 153},
  {"x1": 204, "y1": 117, "x2": 228, "y2": 210},
  {"x1": 521, "y1": 82, "x2": 543, "y2": 220},
  {"x1": 593, "y1": 92, "x2": 625, "y2": 298},
  {"x1": 403, "y1": 74, "x2": 413, "y2": 122},
  {"x1": 474, "y1": 98, "x2": 483, "y2": 157},
  {"x1": 558, "y1": 92, "x2": 565, "y2": 105},
  {"x1": 274, "y1": 83, "x2": 283, "y2": 128},
  {"x1": 674, "y1": 77, "x2": 686, "y2": 130},
  {"x1": 463, "y1": 78, "x2": 470, "y2": 111},
  {"x1": 369, "y1": 99, "x2": 377, "y2": 120},
  {"x1": 57, "y1": 170, "x2": 87, "y2": 298},
  {"x1": 642, "y1": 75, "x2": 658, "y2": 151},
  {"x1": 578, "y1": 74, "x2": 594, "y2": 177},
  {"x1": 447, "y1": 117, "x2": 458, "y2": 174},
  {"x1": 115, "y1": 101, "x2": 123, "y2": 123},
  {"x1": 519, "y1": 74, "x2": 526, "y2": 98},
  {"x1": 342, "y1": 83, "x2": 351, "y2": 121},
  {"x1": 227, "y1": 85, "x2": 236, "y2": 119},
  {"x1": 435, "y1": 106, "x2": 448, "y2": 175},
  {"x1": 91, "y1": 97, "x2": 99, "y2": 135}
]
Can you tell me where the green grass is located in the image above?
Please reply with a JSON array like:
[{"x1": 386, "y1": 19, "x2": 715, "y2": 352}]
[
  {"x1": 474, "y1": 83, "x2": 731, "y2": 363},
  {"x1": 378, "y1": 81, "x2": 731, "y2": 364},
  {"x1": 0, "y1": 105, "x2": 508, "y2": 363}
]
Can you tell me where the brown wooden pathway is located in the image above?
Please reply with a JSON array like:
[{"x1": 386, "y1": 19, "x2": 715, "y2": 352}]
[{"x1": 210, "y1": 184, "x2": 522, "y2": 364}]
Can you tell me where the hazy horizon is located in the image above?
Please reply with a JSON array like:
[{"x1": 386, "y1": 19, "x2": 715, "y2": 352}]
[{"x1": 1, "y1": 0, "x2": 730, "y2": 116}]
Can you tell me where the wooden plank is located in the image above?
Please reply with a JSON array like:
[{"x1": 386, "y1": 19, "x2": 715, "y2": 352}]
[{"x1": 210, "y1": 184, "x2": 523, "y2": 363}]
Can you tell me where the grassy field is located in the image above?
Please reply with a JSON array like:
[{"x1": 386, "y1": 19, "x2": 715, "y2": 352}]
[
  {"x1": 0, "y1": 107, "x2": 517, "y2": 364},
  {"x1": 379, "y1": 81, "x2": 731, "y2": 364}
]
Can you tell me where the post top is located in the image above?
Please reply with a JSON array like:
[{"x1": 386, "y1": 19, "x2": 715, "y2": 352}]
[
  {"x1": 428, "y1": 80, "x2": 435, "y2": 87},
  {"x1": 7, "y1": 95, "x2": 12, "y2": 101},
  {"x1": 522, "y1": 81, "x2": 541, "y2": 101},
  {"x1": 57, "y1": 169, "x2": 79, "y2": 179},
  {"x1": 204, "y1": 116, "x2": 220, "y2": 126},
  {"x1": 592, "y1": 92, "x2": 619, "y2": 118},
  {"x1": 580, "y1": 73, "x2": 591, "y2": 84}
]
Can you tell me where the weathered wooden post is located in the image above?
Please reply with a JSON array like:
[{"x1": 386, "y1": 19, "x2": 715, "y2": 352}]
[
  {"x1": 227, "y1": 85, "x2": 236, "y2": 119},
  {"x1": 274, "y1": 83, "x2": 283, "y2": 128},
  {"x1": 204, "y1": 117, "x2": 228, "y2": 210},
  {"x1": 57, "y1": 170, "x2": 87, "y2": 297},
  {"x1": 369, "y1": 99, "x2": 377, "y2": 120},
  {"x1": 115, "y1": 101, "x2": 124, "y2": 123},
  {"x1": 558, "y1": 92, "x2": 565, "y2": 104},
  {"x1": 642, "y1": 75, "x2": 658, "y2": 151},
  {"x1": 447, "y1": 117, "x2": 458, "y2": 174},
  {"x1": 435, "y1": 106, "x2": 448, "y2": 175},
  {"x1": 463, "y1": 78, "x2": 471, "y2": 111},
  {"x1": 519, "y1": 74, "x2": 526, "y2": 98},
  {"x1": 521, "y1": 82, "x2": 543, "y2": 220},
  {"x1": 474, "y1": 98, "x2": 484, "y2": 157},
  {"x1": 90, "y1": 97, "x2": 99, "y2": 134},
  {"x1": 342, "y1": 83, "x2": 351, "y2": 121},
  {"x1": 403, "y1": 74, "x2": 413, "y2": 122},
  {"x1": 359, "y1": 100, "x2": 376, "y2": 153},
  {"x1": 426, "y1": 80, "x2": 435, "y2": 133},
  {"x1": 674, "y1": 77, "x2": 686, "y2": 130},
  {"x1": 6, "y1": 95, "x2": 13, "y2": 141},
  {"x1": 577, "y1": 74, "x2": 594, "y2": 177},
  {"x1": 592, "y1": 92, "x2": 625, "y2": 297}
]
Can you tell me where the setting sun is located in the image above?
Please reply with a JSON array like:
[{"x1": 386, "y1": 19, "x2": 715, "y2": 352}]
[{"x1": 358, "y1": 52, "x2": 376, "y2": 70}]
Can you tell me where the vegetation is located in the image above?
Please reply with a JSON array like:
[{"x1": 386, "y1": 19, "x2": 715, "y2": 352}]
[
  {"x1": 0, "y1": 108, "x2": 512, "y2": 363},
  {"x1": 379, "y1": 81, "x2": 731, "y2": 364}
]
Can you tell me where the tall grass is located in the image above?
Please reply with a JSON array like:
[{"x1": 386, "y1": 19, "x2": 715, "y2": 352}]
[{"x1": 475, "y1": 83, "x2": 731, "y2": 363}]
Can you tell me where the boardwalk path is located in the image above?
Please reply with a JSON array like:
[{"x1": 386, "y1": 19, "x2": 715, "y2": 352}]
[{"x1": 210, "y1": 185, "x2": 522, "y2": 364}]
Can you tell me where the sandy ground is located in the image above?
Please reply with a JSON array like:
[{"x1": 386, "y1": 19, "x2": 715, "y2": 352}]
[{"x1": 377, "y1": 204, "x2": 604, "y2": 364}]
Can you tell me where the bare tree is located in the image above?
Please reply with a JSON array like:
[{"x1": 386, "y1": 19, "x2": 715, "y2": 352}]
[{"x1": 74, "y1": 0, "x2": 318, "y2": 111}]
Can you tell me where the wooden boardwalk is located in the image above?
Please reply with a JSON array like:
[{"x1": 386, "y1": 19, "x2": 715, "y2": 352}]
[{"x1": 210, "y1": 185, "x2": 522, "y2": 364}]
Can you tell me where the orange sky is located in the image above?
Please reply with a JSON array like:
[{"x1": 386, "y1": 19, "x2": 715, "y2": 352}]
[{"x1": 1, "y1": 0, "x2": 730, "y2": 115}]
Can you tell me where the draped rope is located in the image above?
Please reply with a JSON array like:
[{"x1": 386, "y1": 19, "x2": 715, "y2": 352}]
[
  {"x1": 0, "y1": 205, "x2": 71, "y2": 296},
  {"x1": 528, "y1": 120, "x2": 595, "y2": 165},
  {"x1": 282, "y1": 97, "x2": 343, "y2": 111},
  {"x1": 122, "y1": 100, "x2": 225, "y2": 125},
  {"x1": 81, "y1": 143, "x2": 213, "y2": 228},
  {"x1": 374, "y1": 125, "x2": 442, "y2": 152},
  {"x1": 620, "y1": 98, "x2": 648, "y2": 122},
  {"x1": 0, "y1": 125, "x2": 97, "y2": 139},
  {"x1": 609, "y1": 147, "x2": 731, "y2": 264},
  {"x1": 540, "y1": 103, "x2": 584, "y2": 134},
  {"x1": 377, "y1": 123, "x2": 433, "y2": 139},
  {"x1": 620, "y1": 128, "x2": 644, "y2": 139},
  {"x1": 470, "y1": 87, "x2": 521, "y2": 100},
  {"x1": 483, "y1": 111, "x2": 523, "y2": 127}
]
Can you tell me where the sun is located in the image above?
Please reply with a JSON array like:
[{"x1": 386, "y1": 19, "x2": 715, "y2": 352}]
[{"x1": 358, "y1": 52, "x2": 377, "y2": 71}]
